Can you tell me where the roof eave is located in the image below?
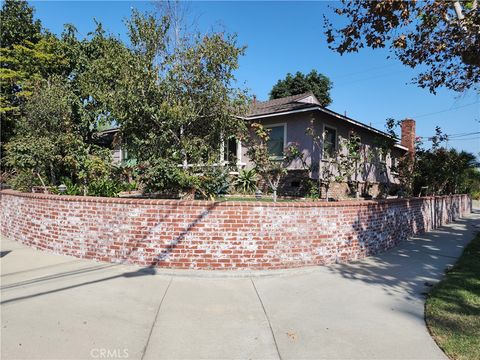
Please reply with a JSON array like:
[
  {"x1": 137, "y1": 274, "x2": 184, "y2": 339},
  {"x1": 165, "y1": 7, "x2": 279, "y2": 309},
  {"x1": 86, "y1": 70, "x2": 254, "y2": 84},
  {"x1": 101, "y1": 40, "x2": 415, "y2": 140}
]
[{"x1": 246, "y1": 106, "x2": 399, "y2": 142}]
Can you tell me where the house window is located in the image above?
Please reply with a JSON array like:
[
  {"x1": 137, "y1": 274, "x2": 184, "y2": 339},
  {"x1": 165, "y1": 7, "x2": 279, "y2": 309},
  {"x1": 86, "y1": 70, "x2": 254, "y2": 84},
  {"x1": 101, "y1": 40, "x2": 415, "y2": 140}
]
[
  {"x1": 266, "y1": 125, "x2": 285, "y2": 158},
  {"x1": 224, "y1": 137, "x2": 237, "y2": 163},
  {"x1": 324, "y1": 126, "x2": 337, "y2": 158}
]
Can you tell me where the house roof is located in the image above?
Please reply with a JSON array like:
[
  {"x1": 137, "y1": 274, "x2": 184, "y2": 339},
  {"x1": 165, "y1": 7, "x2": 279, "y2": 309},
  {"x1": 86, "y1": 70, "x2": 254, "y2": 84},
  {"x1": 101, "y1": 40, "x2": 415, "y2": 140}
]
[
  {"x1": 248, "y1": 92, "x2": 320, "y2": 117},
  {"x1": 246, "y1": 92, "x2": 408, "y2": 151}
]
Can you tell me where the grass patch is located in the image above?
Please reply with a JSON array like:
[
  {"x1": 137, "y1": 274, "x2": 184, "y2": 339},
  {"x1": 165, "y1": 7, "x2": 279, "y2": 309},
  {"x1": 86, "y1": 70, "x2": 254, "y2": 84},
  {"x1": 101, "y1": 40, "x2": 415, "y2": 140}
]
[{"x1": 425, "y1": 232, "x2": 480, "y2": 360}]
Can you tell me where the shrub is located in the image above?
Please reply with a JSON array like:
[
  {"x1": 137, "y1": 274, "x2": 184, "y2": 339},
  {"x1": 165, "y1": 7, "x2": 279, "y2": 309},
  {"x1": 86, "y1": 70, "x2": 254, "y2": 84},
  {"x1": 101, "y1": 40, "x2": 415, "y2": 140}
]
[
  {"x1": 471, "y1": 190, "x2": 480, "y2": 200},
  {"x1": 7, "y1": 170, "x2": 42, "y2": 192},
  {"x1": 59, "y1": 177, "x2": 83, "y2": 195},
  {"x1": 234, "y1": 169, "x2": 257, "y2": 194},
  {"x1": 87, "y1": 178, "x2": 122, "y2": 197},
  {"x1": 197, "y1": 167, "x2": 230, "y2": 200},
  {"x1": 138, "y1": 159, "x2": 198, "y2": 195}
]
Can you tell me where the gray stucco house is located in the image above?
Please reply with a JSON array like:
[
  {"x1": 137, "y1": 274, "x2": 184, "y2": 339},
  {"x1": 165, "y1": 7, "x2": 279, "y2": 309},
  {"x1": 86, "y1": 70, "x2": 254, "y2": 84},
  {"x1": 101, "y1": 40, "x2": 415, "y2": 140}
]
[
  {"x1": 99, "y1": 92, "x2": 415, "y2": 198},
  {"x1": 234, "y1": 92, "x2": 413, "y2": 198}
]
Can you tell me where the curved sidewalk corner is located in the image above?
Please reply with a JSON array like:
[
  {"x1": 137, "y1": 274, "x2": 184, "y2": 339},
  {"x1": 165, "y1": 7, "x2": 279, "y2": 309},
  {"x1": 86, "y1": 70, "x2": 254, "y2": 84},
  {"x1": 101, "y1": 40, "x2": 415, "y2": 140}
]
[{"x1": 1, "y1": 210, "x2": 479, "y2": 360}]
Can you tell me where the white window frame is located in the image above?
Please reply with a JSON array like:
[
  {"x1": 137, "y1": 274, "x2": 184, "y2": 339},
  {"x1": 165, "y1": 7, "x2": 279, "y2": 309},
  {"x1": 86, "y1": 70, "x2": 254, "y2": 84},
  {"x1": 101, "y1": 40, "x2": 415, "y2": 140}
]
[
  {"x1": 322, "y1": 124, "x2": 338, "y2": 160},
  {"x1": 264, "y1": 122, "x2": 287, "y2": 160}
]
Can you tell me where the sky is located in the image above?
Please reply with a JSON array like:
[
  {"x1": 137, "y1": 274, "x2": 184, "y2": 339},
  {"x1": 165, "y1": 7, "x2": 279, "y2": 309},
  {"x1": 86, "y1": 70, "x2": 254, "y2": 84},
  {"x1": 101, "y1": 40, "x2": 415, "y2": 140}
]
[{"x1": 30, "y1": 0, "x2": 480, "y2": 156}]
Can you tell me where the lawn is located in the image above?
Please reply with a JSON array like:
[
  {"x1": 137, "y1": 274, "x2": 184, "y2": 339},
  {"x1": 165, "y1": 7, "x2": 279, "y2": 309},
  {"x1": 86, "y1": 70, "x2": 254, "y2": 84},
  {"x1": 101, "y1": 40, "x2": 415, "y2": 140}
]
[{"x1": 425, "y1": 232, "x2": 480, "y2": 360}]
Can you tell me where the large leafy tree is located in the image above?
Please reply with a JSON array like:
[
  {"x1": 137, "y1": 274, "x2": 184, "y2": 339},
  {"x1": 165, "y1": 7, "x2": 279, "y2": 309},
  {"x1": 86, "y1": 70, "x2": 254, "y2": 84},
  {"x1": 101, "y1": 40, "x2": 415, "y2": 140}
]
[
  {"x1": 89, "y1": 11, "x2": 249, "y2": 194},
  {"x1": 0, "y1": 0, "x2": 70, "y2": 156},
  {"x1": 4, "y1": 78, "x2": 112, "y2": 192},
  {"x1": 410, "y1": 127, "x2": 479, "y2": 196},
  {"x1": 324, "y1": 1, "x2": 480, "y2": 93},
  {"x1": 269, "y1": 70, "x2": 332, "y2": 106},
  {"x1": 0, "y1": 0, "x2": 41, "y2": 48},
  {"x1": 1, "y1": 12, "x2": 129, "y2": 192},
  {"x1": 2, "y1": 5, "x2": 250, "y2": 198},
  {"x1": 0, "y1": 36, "x2": 70, "y2": 112}
]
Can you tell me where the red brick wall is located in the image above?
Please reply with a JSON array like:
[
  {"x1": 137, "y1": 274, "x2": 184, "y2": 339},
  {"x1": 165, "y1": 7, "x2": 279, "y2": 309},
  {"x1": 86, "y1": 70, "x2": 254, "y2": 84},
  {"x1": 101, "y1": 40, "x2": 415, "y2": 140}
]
[{"x1": 0, "y1": 190, "x2": 471, "y2": 270}]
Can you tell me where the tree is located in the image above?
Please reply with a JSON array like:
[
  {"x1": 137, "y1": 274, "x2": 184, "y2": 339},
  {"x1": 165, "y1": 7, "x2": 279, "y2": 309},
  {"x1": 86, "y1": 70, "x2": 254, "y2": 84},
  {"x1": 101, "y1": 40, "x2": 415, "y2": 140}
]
[
  {"x1": 245, "y1": 123, "x2": 301, "y2": 202},
  {"x1": 4, "y1": 77, "x2": 113, "y2": 193},
  {"x1": 85, "y1": 10, "x2": 249, "y2": 197},
  {"x1": 0, "y1": 0, "x2": 42, "y2": 48},
  {"x1": 269, "y1": 70, "x2": 333, "y2": 106},
  {"x1": 0, "y1": 35, "x2": 70, "y2": 113},
  {"x1": 337, "y1": 132, "x2": 362, "y2": 198},
  {"x1": 1, "y1": 20, "x2": 133, "y2": 195},
  {"x1": 412, "y1": 127, "x2": 479, "y2": 196},
  {"x1": 324, "y1": 1, "x2": 480, "y2": 93},
  {"x1": 0, "y1": 0, "x2": 45, "y2": 150},
  {"x1": 304, "y1": 125, "x2": 362, "y2": 201}
]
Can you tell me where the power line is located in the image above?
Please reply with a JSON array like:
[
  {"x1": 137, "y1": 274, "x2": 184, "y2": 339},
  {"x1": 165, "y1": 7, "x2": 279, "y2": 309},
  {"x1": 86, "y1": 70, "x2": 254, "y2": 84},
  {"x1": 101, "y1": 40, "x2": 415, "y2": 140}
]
[
  {"x1": 447, "y1": 131, "x2": 480, "y2": 138},
  {"x1": 447, "y1": 137, "x2": 480, "y2": 141},
  {"x1": 411, "y1": 102, "x2": 479, "y2": 118},
  {"x1": 417, "y1": 131, "x2": 480, "y2": 140}
]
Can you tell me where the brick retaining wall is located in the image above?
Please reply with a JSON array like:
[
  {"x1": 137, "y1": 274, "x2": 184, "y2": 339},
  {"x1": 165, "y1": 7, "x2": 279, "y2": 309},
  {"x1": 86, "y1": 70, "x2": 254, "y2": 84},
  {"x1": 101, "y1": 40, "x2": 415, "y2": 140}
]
[{"x1": 0, "y1": 190, "x2": 471, "y2": 270}]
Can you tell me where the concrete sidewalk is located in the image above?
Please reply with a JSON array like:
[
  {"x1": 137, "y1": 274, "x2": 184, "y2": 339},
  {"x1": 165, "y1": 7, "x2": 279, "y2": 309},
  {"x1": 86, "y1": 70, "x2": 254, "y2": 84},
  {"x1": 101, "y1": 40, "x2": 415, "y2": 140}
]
[{"x1": 1, "y1": 211, "x2": 479, "y2": 360}]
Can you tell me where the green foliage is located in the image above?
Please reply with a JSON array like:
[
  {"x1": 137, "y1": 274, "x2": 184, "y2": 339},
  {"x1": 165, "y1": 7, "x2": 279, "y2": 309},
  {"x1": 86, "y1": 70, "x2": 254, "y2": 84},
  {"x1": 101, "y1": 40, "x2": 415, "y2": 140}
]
[
  {"x1": 0, "y1": 0, "x2": 42, "y2": 48},
  {"x1": 234, "y1": 169, "x2": 258, "y2": 194},
  {"x1": 337, "y1": 132, "x2": 362, "y2": 196},
  {"x1": 464, "y1": 169, "x2": 480, "y2": 199},
  {"x1": 325, "y1": 2, "x2": 479, "y2": 93},
  {"x1": 87, "y1": 178, "x2": 123, "y2": 197},
  {"x1": 303, "y1": 120, "x2": 343, "y2": 200},
  {"x1": 5, "y1": 78, "x2": 114, "y2": 192},
  {"x1": 7, "y1": 170, "x2": 41, "y2": 192},
  {"x1": 245, "y1": 123, "x2": 301, "y2": 202},
  {"x1": 2, "y1": 6, "x2": 250, "y2": 200},
  {"x1": 88, "y1": 10, "x2": 249, "y2": 194},
  {"x1": 0, "y1": 0, "x2": 72, "y2": 148},
  {"x1": 138, "y1": 159, "x2": 195, "y2": 195},
  {"x1": 59, "y1": 177, "x2": 82, "y2": 196},
  {"x1": 269, "y1": 70, "x2": 333, "y2": 106},
  {"x1": 196, "y1": 167, "x2": 230, "y2": 200},
  {"x1": 413, "y1": 146, "x2": 479, "y2": 196},
  {"x1": 377, "y1": 125, "x2": 480, "y2": 197},
  {"x1": 138, "y1": 158, "x2": 230, "y2": 200},
  {"x1": 305, "y1": 178, "x2": 321, "y2": 200}
]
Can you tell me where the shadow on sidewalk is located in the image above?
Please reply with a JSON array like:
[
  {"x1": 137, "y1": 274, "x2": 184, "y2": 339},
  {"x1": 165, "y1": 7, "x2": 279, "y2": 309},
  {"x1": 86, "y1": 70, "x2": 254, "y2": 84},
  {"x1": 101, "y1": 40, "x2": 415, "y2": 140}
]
[{"x1": 326, "y1": 215, "x2": 478, "y2": 305}]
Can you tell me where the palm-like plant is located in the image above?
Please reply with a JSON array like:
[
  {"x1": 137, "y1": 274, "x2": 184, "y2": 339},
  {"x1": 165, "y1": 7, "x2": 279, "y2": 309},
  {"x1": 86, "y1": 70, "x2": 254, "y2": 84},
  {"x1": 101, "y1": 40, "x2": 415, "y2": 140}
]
[{"x1": 235, "y1": 169, "x2": 258, "y2": 194}]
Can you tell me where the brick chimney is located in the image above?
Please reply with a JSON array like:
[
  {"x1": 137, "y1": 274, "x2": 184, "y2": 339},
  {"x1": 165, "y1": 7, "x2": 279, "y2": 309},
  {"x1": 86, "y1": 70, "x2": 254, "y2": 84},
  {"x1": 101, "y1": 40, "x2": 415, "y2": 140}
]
[{"x1": 401, "y1": 118, "x2": 416, "y2": 159}]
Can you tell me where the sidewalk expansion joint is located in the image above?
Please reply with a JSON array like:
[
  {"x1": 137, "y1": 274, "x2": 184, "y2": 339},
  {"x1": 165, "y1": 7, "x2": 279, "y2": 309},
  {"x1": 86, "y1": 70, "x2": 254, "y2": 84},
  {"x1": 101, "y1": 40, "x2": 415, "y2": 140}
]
[
  {"x1": 251, "y1": 278, "x2": 282, "y2": 360},
  {"x1": 141, "y1": 276, "x2": 173, "y2": 360}
]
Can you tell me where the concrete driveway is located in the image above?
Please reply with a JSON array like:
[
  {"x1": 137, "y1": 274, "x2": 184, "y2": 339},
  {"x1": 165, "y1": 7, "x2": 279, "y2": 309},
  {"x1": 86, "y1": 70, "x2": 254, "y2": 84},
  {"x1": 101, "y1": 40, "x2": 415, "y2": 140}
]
[{"x1": 1, "y1": 212, "x2": 479, "y2": 360}]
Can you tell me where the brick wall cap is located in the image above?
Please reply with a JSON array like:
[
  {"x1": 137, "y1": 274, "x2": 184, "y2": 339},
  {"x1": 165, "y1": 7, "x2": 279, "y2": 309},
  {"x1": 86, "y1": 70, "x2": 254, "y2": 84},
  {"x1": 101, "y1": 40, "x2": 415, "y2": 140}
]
[{"x1": 0, "y1": 189, "x2": 468, "y2": 209}]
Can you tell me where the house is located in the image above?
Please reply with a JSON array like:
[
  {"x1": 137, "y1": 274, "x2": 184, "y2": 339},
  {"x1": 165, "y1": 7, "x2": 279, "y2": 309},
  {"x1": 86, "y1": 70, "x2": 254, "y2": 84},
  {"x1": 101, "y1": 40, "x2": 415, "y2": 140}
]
[
  {"x1": 238, "y1": 92, "x2": 414, "y2": 198},
  {"x1": 97, "y1": 92, "x2": 415, "y2": 199}
]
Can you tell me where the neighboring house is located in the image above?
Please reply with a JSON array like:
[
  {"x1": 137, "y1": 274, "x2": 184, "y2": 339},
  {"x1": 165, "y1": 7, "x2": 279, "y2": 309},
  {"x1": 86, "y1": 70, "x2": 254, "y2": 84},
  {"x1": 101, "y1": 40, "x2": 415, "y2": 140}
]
[{"x1": 97, "y1": 92, "x2": 416, "y2": 199}]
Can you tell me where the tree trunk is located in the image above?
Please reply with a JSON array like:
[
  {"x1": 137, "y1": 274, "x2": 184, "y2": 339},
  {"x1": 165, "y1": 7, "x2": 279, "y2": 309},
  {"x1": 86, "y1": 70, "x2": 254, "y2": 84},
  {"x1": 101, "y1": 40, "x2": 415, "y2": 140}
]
[{"x1": 272, "y1": 188, "x2": 277, "y2": 202}]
